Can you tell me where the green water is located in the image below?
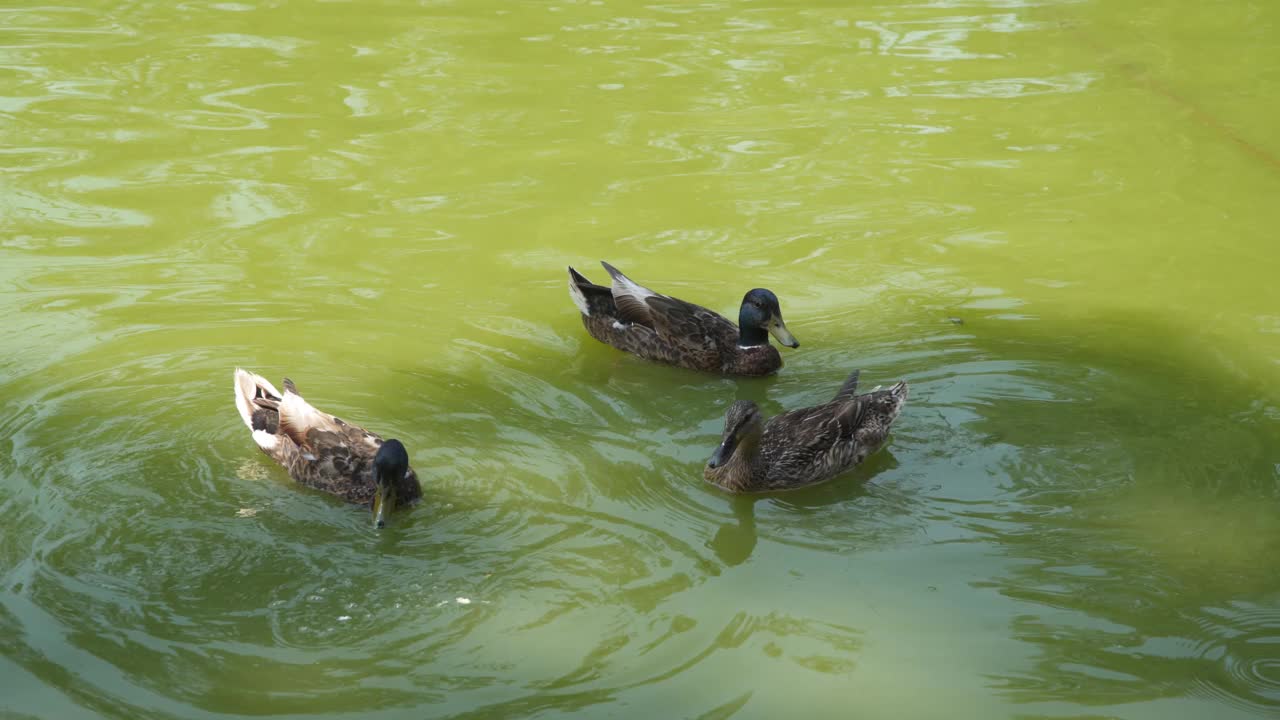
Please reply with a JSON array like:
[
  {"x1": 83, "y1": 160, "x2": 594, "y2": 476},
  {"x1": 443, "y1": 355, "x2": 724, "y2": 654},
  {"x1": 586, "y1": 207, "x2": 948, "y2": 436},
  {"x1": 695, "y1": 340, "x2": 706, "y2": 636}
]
[{"x1": 3, "y1": 0, "x2": 1279, "y2": 717}]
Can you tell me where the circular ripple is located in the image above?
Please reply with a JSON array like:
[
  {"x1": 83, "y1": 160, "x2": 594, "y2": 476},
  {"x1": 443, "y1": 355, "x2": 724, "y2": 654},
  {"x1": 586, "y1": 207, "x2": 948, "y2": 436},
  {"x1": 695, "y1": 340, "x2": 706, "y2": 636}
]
[{"x1": 1188, "y1": 603, "x2": 1280, "y2": 714}]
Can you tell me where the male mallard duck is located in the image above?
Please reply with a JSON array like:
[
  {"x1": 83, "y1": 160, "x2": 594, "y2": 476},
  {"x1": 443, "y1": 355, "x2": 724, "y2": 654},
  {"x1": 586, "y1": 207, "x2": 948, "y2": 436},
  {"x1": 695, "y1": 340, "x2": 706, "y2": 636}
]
[
  {"x1": 704, "y1": 371, "x2": 907, "y2": 493},
  {"x1": 233, "y1": 369, "x2": 421, "y2": 527},
  {"x1": 567, "y1": 261, "x2": 799, "y2": 376}
]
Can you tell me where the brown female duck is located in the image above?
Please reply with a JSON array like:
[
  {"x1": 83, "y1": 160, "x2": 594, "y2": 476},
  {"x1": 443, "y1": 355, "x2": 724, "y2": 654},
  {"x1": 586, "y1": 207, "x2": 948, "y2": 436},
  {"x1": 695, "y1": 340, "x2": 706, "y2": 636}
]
[
  {"x1": 233, "y1": 369, "x2": 421, "y2": 527},
  {"x1": 704, "y1": 371, "x2": 907, "y2": 493},
  {"x1": 567, "y1": 261, "x2": 799, "y2": 376}
]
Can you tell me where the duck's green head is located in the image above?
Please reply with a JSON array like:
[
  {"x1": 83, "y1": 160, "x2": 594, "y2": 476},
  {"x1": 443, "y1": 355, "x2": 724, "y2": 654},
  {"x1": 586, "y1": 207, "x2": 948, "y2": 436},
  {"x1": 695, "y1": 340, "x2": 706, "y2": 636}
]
[
  {"x1": 707, "y1": 400, "x2": 765, "y2": 469},
  {"x1": 738, "y1": 289, "x2": 799, "y2": 349},
  {"x1": 372, "y1": 439, "x2": 410, "y2": 529}
]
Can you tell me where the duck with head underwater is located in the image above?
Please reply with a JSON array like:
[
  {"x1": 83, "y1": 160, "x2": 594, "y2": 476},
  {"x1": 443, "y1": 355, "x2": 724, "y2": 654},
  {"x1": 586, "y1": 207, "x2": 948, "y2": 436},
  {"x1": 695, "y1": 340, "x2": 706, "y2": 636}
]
[
  {"x1": 567, "y1": 261, "x2": 800, "y2": 376},
  {"x1": 233, "y1": 369, "x2": 421, "y2": 528},
  {"x1": 704, "y1": 370, "x2": 907, "y2": 493}
]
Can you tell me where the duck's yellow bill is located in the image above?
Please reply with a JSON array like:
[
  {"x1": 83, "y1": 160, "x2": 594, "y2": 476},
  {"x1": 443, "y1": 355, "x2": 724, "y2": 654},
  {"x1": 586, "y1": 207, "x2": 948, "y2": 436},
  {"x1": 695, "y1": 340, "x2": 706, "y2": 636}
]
[
  {"x1": 769, "y1": 317, "x2": 799, "y2": 348},
  {"x1": 372, "y1": 487, "x2": 392, "y2": 529}
]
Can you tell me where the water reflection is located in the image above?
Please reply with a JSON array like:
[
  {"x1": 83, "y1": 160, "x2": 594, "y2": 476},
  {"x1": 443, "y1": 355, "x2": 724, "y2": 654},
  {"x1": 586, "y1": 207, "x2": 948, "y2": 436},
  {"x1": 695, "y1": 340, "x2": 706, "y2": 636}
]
[{"x1": 708, "y1": 496, "x2": 758, "y2": 567}]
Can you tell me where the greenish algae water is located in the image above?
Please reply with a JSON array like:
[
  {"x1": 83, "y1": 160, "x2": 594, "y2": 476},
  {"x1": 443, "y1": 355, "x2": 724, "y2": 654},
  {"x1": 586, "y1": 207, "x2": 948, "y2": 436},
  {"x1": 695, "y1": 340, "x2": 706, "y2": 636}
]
[{"x1": 2, "y1": 0, "x2": 1280, "y2": 717}]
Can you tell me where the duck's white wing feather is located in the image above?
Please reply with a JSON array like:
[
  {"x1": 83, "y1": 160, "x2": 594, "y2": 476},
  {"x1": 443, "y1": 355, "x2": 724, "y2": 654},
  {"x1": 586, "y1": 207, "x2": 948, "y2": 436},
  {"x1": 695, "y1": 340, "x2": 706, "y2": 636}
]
[
  {"x1": 601, "y1": 261, "x2": 660, "y2": 328},
  {"x1": 277, "y1": 391, "x2": 344, "y2": 448}
]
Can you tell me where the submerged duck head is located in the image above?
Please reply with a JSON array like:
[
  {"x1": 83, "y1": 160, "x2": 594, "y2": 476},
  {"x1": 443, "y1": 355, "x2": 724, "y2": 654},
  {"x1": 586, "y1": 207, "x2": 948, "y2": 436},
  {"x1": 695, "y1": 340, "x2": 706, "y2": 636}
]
[
  {"x1": 372, "y1": 439, "x2": 410, "y2": 529},
  {"x1": 707, "y1": 400, "x2": 766, "y2": 470},
  {"x1": 738, "y1": 289, "x2": 798, "y2": 349}
]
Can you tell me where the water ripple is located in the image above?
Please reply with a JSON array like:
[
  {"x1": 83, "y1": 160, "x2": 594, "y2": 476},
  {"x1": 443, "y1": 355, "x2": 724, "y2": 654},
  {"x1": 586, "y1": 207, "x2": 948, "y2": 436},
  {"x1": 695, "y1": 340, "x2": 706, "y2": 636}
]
[{"x1": 1188, "y1": 603, "x2": 1280, "y2": 715}]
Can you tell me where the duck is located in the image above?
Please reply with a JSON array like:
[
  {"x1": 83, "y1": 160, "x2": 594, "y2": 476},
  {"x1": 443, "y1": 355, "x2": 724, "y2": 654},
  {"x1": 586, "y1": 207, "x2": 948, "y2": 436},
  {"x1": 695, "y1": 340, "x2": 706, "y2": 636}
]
[
  {"x1": 232, "y1": 368, "x2": 421, "y2": 527},
  {"x1": 567, "y1": 261, "x2": 799, "y2": 376},
  {"x1": 704, "y1": 370, "x2": 907, "y2": 493}
]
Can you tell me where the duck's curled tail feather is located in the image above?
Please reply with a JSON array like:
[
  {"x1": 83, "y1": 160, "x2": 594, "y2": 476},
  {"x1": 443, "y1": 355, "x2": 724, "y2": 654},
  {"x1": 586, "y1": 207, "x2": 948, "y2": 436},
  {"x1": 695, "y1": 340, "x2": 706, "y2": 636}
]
[{"x1": 233, "y1": 368, "x2": 287, "y2": 454}]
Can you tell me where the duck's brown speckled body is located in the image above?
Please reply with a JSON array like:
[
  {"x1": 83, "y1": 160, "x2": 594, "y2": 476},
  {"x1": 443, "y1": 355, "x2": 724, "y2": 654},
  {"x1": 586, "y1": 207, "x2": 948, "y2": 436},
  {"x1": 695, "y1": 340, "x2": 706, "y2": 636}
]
[
  {"x1": 233, "y1": 369, "x2": 421, "y2": 511},
  {"x1": 705, "y1": 371, "x2": 907, "y2": 493},
  {"x1": 567, "y1": 262, "x2": 799, "y2": 376}
]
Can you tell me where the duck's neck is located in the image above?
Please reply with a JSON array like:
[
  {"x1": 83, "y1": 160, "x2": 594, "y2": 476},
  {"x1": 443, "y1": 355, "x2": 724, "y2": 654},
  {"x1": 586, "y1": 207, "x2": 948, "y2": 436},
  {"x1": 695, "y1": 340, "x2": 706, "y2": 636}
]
[
  {"x1": 397, "y1": 469, "x2": 423, "y2": 503},
  {"x1": 705, "y1": 443, "x2": 764, "y2": 492},
  {"x1": 737, "y1": 309, "x2": 769, "y2": 348}
]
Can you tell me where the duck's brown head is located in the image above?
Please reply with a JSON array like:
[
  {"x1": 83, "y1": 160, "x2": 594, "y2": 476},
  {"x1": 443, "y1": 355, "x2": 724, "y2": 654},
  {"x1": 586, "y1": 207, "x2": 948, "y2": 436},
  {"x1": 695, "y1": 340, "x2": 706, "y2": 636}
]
[{"x1": 705, "y1": 401, "x2": 766, "y2": 491}]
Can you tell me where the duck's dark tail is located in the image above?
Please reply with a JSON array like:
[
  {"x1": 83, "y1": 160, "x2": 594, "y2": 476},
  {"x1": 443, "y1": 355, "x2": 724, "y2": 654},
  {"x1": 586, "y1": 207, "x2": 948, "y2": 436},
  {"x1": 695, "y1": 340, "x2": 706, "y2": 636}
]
[
  {"x1": 567, "y1": 266, "x2": 614, "y2": 317},
  {"x1": 872, "y1": 381, "x2": 908, "y2": 423}
]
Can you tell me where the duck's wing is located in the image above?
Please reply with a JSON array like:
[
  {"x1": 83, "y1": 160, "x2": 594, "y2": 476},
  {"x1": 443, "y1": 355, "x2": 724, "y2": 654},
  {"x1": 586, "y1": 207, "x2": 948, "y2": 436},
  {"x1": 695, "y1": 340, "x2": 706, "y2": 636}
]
[
  {"x1": 278, "y1": 390, "x2": 383, "y2": 457},
  {"x1": 759, "y1": 399, "x2": 867, "y2": 469},
  {"x1": 601, "y1": 261, "x2": 662, "y2": 327},
  {"x1": 600, "y1": 260, "x2": 737, "y2": 339},
  {"x1": 772, "y1": 400, "x2": 865, "y2": 445},
  {"x1": 644, "y1": 294, "x2": 737, "y2": 341}
]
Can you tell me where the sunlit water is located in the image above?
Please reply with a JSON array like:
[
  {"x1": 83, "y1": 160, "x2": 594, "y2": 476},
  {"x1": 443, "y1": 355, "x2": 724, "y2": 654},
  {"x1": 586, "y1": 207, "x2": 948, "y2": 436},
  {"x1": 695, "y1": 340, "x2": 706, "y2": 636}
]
[{"x1": 3, "y1": 1, "x2": 1279, "y2": 718}]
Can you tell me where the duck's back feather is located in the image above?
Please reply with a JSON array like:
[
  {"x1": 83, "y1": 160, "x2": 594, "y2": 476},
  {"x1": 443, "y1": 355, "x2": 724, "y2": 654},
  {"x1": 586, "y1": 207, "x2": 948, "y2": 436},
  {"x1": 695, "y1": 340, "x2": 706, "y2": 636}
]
[{"x1": 278, "y1": 391, "x2": 347, "y2": 448}]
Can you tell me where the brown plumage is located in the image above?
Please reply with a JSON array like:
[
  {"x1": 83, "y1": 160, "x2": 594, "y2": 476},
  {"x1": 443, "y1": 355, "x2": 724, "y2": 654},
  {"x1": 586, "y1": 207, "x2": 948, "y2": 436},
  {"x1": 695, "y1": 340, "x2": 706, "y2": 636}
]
[
  {"x1": 704, "y1": 371, "x2": 907, "y2": 493},
  {"x1": 232, "y1": 369, "x2": 421, "y2": 521},
  {"x1": 567, "y1": 261, "x2": 799, "y2": 376}
]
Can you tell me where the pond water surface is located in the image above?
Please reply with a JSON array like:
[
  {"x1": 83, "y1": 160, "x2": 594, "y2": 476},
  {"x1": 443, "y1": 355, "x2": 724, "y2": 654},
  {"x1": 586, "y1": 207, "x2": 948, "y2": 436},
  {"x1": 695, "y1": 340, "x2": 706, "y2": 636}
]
[{"x1": 2, "y1": 1, "x2": 1279, "y2": 718}]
